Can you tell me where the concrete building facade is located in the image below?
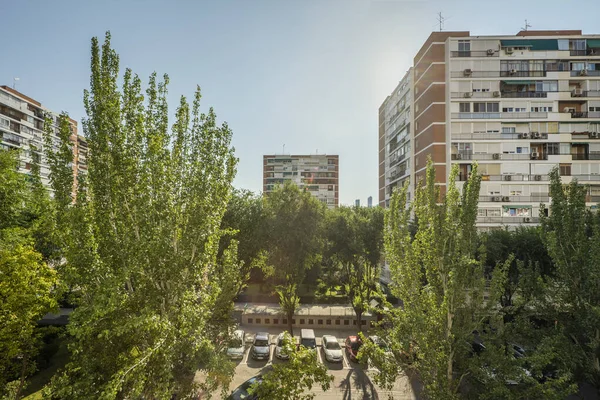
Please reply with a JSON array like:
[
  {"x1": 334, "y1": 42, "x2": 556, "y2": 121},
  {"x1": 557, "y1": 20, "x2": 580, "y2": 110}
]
[
  {"x1": 263, "y1": 154, "x2": 339, "y2": 208},
  {"x1": 381, "y1": 30, "x2": 600, "y2": 228},
  {"x1": 0, "y1": 86, "x2": 86, "y2": 196}
]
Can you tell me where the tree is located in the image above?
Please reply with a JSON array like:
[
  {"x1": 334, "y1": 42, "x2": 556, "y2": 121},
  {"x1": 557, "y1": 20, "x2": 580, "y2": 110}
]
[
  {"x1": 276, "y1": 283, "x2": 300, "y2": 337},
  {"x1": 325, "y1": 206, "x2": 384, "y2": 329},
  {"x1": 379, "y1": 159, "x2": 484, "y2": 399},
  {"x1": 541, "y1": 168, "x2": 600, "y2": 387},
  {"x1": 263, "y1": 182, "x2": 325, "y2": 335},
  {"x1": 0, "y1": 150, "x2": 57, "y2": 399},
  {"x1": 249, "y1": 332, "x2": 333, "y2": 400},
  {"x1": 44, "y1": 32, "x2": 239, "y2": 399}
]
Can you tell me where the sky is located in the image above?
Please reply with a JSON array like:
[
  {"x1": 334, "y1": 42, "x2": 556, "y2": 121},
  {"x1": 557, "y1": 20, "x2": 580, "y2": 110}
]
[{"x1": 1, "y1": 0, "x2": 599, "y2": 205}]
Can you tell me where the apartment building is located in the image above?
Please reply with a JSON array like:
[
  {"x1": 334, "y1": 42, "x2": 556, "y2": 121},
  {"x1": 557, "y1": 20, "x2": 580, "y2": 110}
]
[
  {"x1": 379, "y1": 68, "x2": 414, "y2": 207},
  {"x1": 382, "y1": 30, "x2": 600, "y2": 228},
  {"x1": 263, "y1": 154, "x2": 339, "y2": 208},
  {"x1": 0, "y1": 86, "x2": 87, "y2": 195}
]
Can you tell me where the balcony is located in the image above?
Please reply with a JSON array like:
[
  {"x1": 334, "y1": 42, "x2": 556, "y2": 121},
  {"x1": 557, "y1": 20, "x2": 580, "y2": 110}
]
[
  {"x1": 570, "y1": 70, "x2": 600, "y2": 77},
  {"x1": 450, "y1": 50, "x2": 499, "y2": 58},
  {"x1": 451, "y1": 91, "x2": 498, "y2": 99},
  {"x1": 458, "y1": 174, "x2": 549, "y2": 182},
  {"x1": 452, "y1": 132, "x2": 548, "y2": 140},
  {"x1": 501, "y1": 91, "x2": 548, "y2": 98},
  {"x1": 566, "y1": 111, "x2": 600, "y2": 119},
  {"x1": 452, "y1": 153, "x2": 532, "y2": 161},
  {"x1": 571, "y1": 90, "x2": 600, "y2": 97},
  {"x1": 571, "y1": 153, "x2": 600, "y2": 160},
  {"x1": 477, "y1": 216, "x2": 540, "y2": 224},
  {"x1": 452, "y1": 112, "x2": 548, "y2": 120},
  {"x1": 479, "y1": 195, "x2": 550, "y2": 203},
  {"x1": 450, "y1": 71, "x2": 546, "y2": 78}
]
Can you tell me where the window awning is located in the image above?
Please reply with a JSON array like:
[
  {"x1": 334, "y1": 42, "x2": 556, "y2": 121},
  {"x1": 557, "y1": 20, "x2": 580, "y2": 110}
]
[
  {"x1": 501, "y1": 39, "x2": 559, "y2": 51},
  {"x1": 502, "y1": 80, "x2": 535, "y2": 85},
  {"x1": 587, "y1": 39, "x2": 600, "y2": 48}
]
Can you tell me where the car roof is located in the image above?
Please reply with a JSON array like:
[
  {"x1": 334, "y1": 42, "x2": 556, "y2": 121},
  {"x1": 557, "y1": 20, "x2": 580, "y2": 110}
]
[
  {"x1": 301, "y1": 329, "x2": 315, "y2": 338},
  {"x1": 323, "y1": 335, "x2": 337, "y2": 341},
  {"x1": 255, "y1": 332, "x2": 269, "y2": 340},
  {"x1": 347, "y1": 335, "x2": 359, "y2": 341}
]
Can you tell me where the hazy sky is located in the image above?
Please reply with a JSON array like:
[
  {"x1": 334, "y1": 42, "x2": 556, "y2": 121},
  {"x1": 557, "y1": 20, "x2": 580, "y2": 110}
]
[{"x1": 1, "y1": 0, "x2": 599, "y2": 205}]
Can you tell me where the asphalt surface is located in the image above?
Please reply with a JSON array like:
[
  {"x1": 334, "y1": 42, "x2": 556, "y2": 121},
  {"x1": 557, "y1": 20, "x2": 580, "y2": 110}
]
[{"x1": 198, "y1": 326, "x2": 419, "y2": 399}]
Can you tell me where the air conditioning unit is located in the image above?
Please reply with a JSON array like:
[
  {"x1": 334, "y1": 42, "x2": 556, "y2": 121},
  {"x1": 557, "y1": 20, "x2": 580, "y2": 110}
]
[
  {"x1": 493, "y1": 153, "x2": 501, "y2": 160},
  {"x1": 521, "y1": 133, "x2": 530, "y2": 139},
  {"x1": 533, "y1": 132, "x2": 541, "y2": 139},
  {"x1": 464, "y1": 69, "x2": 473, "y2": 76},
  {"x1": 505, "y1": 47, "x2": 514, "y2": 54},
  {"x1": 531, "y1": 152, "x2": 539, "y2": 159},
  {"x1": 579, "y1": 69, "x2": 589, "y2": 76},
  {"x1": 590, "y1": 132, "x2": 599, "y2": 138},
  {"x1": 504, "y1": 175, "x2": 512, "y2": 181},
  {"x1": 509, "y1": 69, "x2": 518, "y2": 75},
  {"x1": 487, "y1": 49, "x2": 495, "y2": 56},
  {"x1": 502, "y1": 196, "x2": 510, "y2": 202},
  {"x1": 572, "y1": 88, "x2": 584, "y2": 97},
  {"x1": 464, "y1": 92, "x2": 473, "y2": 98},
  {"x1": 492, "y1": 196, "x2": 501, "y2": 202},
  {"x1": 493, "y1": 91, "x2": 501, "y2": 97},
  {"x1": 455, "y1": 153, "x2": 463, "y2": 160},
  {"x1": 534, "y1": 175, "x2": 542, "y2": 181},
  {"x1": 523, "y1": 217, "x2": 531, "y2": 223}
]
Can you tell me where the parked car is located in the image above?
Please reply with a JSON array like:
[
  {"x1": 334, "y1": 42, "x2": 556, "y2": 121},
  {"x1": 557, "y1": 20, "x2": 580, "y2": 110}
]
[
  {"x1": 227, "y1": 375, "x2": 263, "y2": 400},
  {"x1": 251, "y1": 332, "x2": 270, "y2": 361},
  {"x1": 321, "y1": 335, "x2": 343, "y2": 363},
  {"x1": 299, "y1": 329, "x2": 317, "y2": 351},
  {"x1": 367, "y1": 335, "x2": 391, "y2": 354},
  {"x1": 345, "y1": 335, "x2": 362, "y2": 362},
  {"x1": 227, "y1": 330, "x2": 245, "y2": 360},
  {"x1": 275, "y1": 332, "x2": 290, "y2": 360}
]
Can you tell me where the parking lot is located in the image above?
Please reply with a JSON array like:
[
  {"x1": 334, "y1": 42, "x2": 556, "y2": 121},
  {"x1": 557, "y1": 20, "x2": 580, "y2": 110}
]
[{"x1": 202, "y1": 326, "x2": 419, "y2": 400}]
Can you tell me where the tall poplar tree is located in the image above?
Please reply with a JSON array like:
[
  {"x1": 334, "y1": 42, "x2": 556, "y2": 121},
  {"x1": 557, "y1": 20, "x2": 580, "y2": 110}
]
[{"x1": 45, "y1": 33, "x2": 239, "y2": 399}]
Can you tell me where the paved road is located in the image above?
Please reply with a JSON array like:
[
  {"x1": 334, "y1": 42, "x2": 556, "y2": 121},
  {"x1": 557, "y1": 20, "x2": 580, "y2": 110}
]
[{"x1": 198, "y1": 326, "x2": 419, "y2": 399}]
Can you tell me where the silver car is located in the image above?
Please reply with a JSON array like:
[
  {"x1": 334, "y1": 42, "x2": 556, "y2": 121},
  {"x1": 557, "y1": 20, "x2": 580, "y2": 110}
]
[
  {"x1": 321, "y1": 335, "x2": 343, "y2": 363},
  {"x1": 226, "y1": 329, "x2": 245, "y2": 360},
  {"x1": 275, "y1": 332, "x2": 290, "y2": 360}
]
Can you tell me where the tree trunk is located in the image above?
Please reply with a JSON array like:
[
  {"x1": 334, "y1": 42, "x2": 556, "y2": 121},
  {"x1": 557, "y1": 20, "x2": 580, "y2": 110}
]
[
  {"x1": 357, "y1": 311, "x2": 363, "y2": 332},
  {"x1": 15, "y1": 354, "x2": 28, "y2": 400},
  {"x1": 288, "y1": 310, "x2": 294, "y2": 337}
]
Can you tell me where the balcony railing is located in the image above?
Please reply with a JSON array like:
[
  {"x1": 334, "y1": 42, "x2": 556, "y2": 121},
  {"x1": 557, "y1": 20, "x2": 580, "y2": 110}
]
[
  {"x1": 450, "y1": 50, "x2": 499, "y2": 58},
  {"x1": 479, "y1": 195, "x2": 550, "y2": 203},
  {"x1": 477, "y1": 216, "x2": 540, "y2": 224},
  {"x1": 452, "y1": 112, "x2": 548, "y2": 120},
  {"x1": 501, "y1": 91, "x2": 549, "y2": 98},
  {"x1": 451, "y1": 91, "x2": 498, "y2": 99},
  {"x1": 450, "y1": 71, "x2": 546, "y2": 78},
  {"x1": 570, "y1": 70, "x2": 600, "y2": 77},
  {"x1": 459, "y1": 174, "x2": 550, "y2": 182},
  {"x1": 452, "y1": 153, "x2": 532, "y2": 161},
  {"x1": 452, "y1": 132, "x2": 549, "y2": 140},
  {"x1": 564, "y1": 111, "x2": 600, "y2": 119},
  {"x1": 571, "y1": 153, "x2": 600, "y2": 160},
  {"x1": 571, "y1": 90, "x2": 600, "y2": 97}
]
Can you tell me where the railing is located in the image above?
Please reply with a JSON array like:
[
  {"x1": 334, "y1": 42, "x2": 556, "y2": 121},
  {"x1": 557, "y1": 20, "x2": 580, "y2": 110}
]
[
  {"x1": 477, "y1": 216, "x2": 540, "y2": 224},
  {"x1": 570, "y1": 70, "x2": 600, "y2": 77},
  {"x1": 451, "y1": 92, "x2": 497, "y2": 99},
  {"x1": 569, "y1": 49, "x2": 600, "y2": 56},
  {"x1": 452, "y1": 153, "x2": 532, "y2": 161},
  {"x1": 451, "y1": 71, "x2": 547, "y2": 78},
  {"x1": 459, "y1": 174, "x2": 550, "y2": 182},
  {"x1": 565, "y1": 111, "x2": 600, "y2": 119},
  {"x1": 452, "y1": 132, "x2": 549, "y2": 140},
  {"x1": 450, "y1": 50, "x2": 499, "y2": 58},
  {"x1": 452, "y1": 112, "x2": 548, "y2": 119},
  {"x1": 479, "y1": 195, "x2": 550, "y2": 202},
  {"x1": 571, "y1": 153, "x2": 600, "y2": 160},
  {"x1": 571, "y1": 175, "x2": 600, "y2": 181},
  {"x1": 500, "y1": 70, "x2": 546, "y2": 77},
  {"x1": 501, "y1": 91, "x2": 549, "y2": 98}
]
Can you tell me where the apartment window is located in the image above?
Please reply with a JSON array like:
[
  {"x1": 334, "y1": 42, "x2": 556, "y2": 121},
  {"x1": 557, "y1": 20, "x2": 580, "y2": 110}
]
[
  {"x1": 590, "y1": 107, "x2": 600, "y2": 112},
  {"x1": 326, "y1": 319, "x2": 331, "y2": 325},
  {"x1": 264, "y1": 318, "x2": 270, "y2": 324},
  {"x1": 502, "y1": 127, "x2": 516, "y2": 133},
  {"x1": 487, "y1": 209, "x2": 501, "y2": 217},
  {"x1": 560, "y1": 164, "x2": 572, "y2": 176},
  {"x1": 335, "y1": 319, "x2": 340, "y2": 325},
  {"x1": 344, "y1": 319, "x2": 349, "y2": 326},
  {"x1": 570, "y1": 39, "x2": 586, "y2": 51},
  {"x1": 318, "y1": 319, "x2": 323, "y2": 325},
  {"x1": 248, "y1": 318, "x2": 253, "y2": 324},
  {"x1": 255, "y1": 318, "x2": 261, "y2": 324},
  {"x1": 547, "y1": 143, "x2": 560, "y2": 155},
  {"x1": 459, "y1": 103, "x2": 471, "y2": 112},
  {"x1": 308, "y1": 319, "x2": 314, "y2": 325},
  {"x1": 273, "y1": 319, "x2": 279, "y2": 325},
  {"x1": 531, "y1": 106, "x2": 553, "y2": 112},
  {"x1": 300, "y1": 319, "x2": 305, "y2": 325},
  {"x1": 474, "y1": 102, "x2": 499, "y2": 112},
  {"x1": 516, "y1": 146, "x2": 529, "y2": 154},
  {"x1": 536, "y1": 81, "x2": 558, "y2": 92},
  {"x1": 458, "y1": 40, "x2": 471, "y2": 56},
  {"x1": 503, "y1": 206, "x2": 531, "y2": 217},
  {"x1": 0, "y1": 118, "x2": 9, "y2": 128},
  {"x1": 571, "y1": 62, "x2": 586, "y2": 71},
  {"x1": 478, "y1": 209, "x2": 487, "y2": 217}
]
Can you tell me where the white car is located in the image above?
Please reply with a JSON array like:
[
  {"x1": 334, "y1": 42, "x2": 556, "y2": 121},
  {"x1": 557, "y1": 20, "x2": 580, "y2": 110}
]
[
  {"x1": 321, "y1": 335, "x2": 343, "y2": 363},
  {"x1": 275, "y1": 332, "x2": 290, "y2": 360},
  {"x1": 226, "y1": 330, "x2": 245, "y2": 360}
]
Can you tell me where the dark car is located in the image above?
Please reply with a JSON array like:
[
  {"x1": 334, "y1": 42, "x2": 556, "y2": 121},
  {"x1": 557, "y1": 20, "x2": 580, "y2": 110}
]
[
  {"x1": 345, "y1": 335, "x2": 362, "y2": 362},
  {"x1": 251, "y1": 332, "x2": 271, "y2": 361},
  {"x1": 227, "y1": 375, "x2": 263, "y2": 400}
]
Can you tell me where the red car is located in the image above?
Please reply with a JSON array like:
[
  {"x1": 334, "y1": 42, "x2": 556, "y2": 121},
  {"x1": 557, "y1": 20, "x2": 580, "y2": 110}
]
[{"x1": 345, "y1": 335, "x2": 362, "y2": 362}]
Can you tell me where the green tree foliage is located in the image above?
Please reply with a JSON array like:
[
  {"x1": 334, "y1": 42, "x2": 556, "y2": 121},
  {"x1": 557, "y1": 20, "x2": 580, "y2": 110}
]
[
  {"x1": 249, "y1": 332, "x2": 333, "y2": 400},
  {"x1": 541, "y1": 168, "x2": 600, "y2": 387},
  {"x1": 263, "y1": 182, "x2": 325, "y2": 335},
  {"x1": 325, "y1": 206, "x2": 384, "y2": 328},
  {"x1": 44, "y1": 32, "x2": 238, "y2": 399},
  {"x1": 380, "y1": 160, "x2": 484, "y2": 399},
  {"x1": 0, "y1": 150, "x2": 58, "y2": 399}
]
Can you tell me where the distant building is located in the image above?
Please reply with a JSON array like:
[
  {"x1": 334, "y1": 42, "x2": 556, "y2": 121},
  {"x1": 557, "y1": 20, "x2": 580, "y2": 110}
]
[
  {"x1": 0, "y1": 86, "x2": 87, "y2": 196},
  {"x1": 355, "y1": 199, "x2": 360, "y2": 207},
  {"x1": 367, "y1": 196, "x2": 373, "y2": 208},
  {"x1": 263, "y1": 154, "x2": 339, "y2": 208}
]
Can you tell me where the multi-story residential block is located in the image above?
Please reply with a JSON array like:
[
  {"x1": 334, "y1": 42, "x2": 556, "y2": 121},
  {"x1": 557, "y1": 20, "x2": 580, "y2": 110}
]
[
  {"x1": 263, "y1": 154, "x2": 339, "y2": 208},
  {"x1": 0, "y1": 85, "x2": 87, "y2": 196},
  {"x1": 381, "y1": 30, "x2": 600, "y2": 229},
  {"x1": 379, "y1": 68, "x2": 414, "y2": 207}
]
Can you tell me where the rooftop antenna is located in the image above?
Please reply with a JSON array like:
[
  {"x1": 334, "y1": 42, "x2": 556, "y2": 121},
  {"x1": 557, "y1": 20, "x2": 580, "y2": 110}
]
[
  {"x1": 282, "y1": 144, "x2": 285, "y2": 155},
  {"x1": 437, "y1": 12, "x2": 445, "y2": 32},
  {"x1": 13, "y1": 77, "x2": 19, "y2": 90},
  {"x1": 521, "y1": 19, "x2": 532, "y2": 31}
]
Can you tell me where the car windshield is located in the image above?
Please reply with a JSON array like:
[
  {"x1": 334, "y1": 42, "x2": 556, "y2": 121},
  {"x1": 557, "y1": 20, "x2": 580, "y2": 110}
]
[
  {"x1": 350, "y1": 341, "x2": 361, "y2": 351},
  {"x1": 228, "y1": 338, "x2": 243, "y2": 348},
  {"x1": 301, "y1": 338, "x2": 316, "y2": 348},
  {"x1": 277, "y1": 337, "x2": 284, "y2": 346},
  {"x1": 326, "y1": 341, "x2": 341, "y2": 350},
  {"x1": 254, "y1": 339, "x2": 269, "y2": 347}
]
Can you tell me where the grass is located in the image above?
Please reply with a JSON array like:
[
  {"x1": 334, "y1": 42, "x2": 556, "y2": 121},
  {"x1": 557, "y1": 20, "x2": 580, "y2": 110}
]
[{"x1": 22, "y1": 336, "x2": 69, "y2": 399}]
